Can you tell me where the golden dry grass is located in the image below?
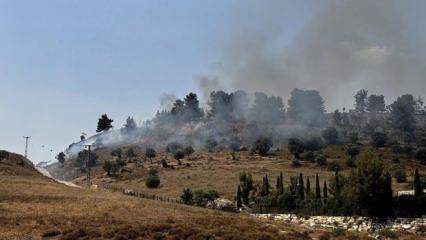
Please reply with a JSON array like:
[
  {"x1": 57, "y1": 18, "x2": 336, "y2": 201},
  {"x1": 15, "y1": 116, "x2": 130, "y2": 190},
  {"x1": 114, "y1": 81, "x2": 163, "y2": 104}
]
[
  {"x1": 1, "y1": 151, "x2": 421, "y2": 239},
  {"x1": 0, "y1": 160, "x2": 322, "y2": 240},
  {"x1": 85, "y1": 147, "x2": 425, "y2": 200}
]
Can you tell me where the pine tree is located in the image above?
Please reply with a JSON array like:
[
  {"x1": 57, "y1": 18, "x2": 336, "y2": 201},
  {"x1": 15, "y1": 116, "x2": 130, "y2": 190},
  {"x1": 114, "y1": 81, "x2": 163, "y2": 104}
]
[
  {"x1": 96, "y1": 114, "x2": 114, "y2": 132},
  {"x1": 236, "y1": 185, "x2": 242, "y2": 208},
  {"x1": 323, "y1": 181, "x2": 328, "y2": 199},
  {"x1": 306, "y1": 177, "x2": 311, "y2": 197},
  {"x1": 123, "y1": 116, "x2": 137, "y2": 131},
  {"x1": 315, "y1": 174, "x2": 321, "y2": 199},
  {"x1": 414, "y1": 168, "x2": 423, "y2": 197},
  {"x1": 298, "y1": 173, "x2": 305, "y2": 200}
]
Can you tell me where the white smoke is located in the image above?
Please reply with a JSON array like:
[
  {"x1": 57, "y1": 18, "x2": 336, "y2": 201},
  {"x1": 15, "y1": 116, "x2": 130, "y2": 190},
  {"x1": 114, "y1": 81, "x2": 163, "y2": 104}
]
[{"x1": 203, "y1": 0, "x2": 426, "y2": 110}]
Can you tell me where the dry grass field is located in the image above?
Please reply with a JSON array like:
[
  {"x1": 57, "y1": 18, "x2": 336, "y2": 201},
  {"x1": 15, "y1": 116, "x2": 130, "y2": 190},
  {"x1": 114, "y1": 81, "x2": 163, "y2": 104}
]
[
  {"x1": 81, "y1": 146, "x2": 425, "y2": 200},
  {"x1": 1, "y1": 151, "x2": 365, "y2": 240}
]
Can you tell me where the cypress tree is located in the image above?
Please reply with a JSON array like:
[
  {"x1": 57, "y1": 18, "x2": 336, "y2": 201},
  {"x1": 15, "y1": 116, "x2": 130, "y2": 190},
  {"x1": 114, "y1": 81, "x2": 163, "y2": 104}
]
[
  {"x1": 276, "y1": 176, "x2": 280, "y2": 192},
  {"x1": 414, "y1": 168, "x2": 423, "y2": 197},
  {"x1": 262, "y1": 175, "x2": 270, "y2": 196},
  {"x1": 333, "y1": 170, "x2": 341, "y2": 197},
  {"x1": 236, "y1": 185, "x2": 242, "y2": 207},
  {"x1": 323, "y1": 180, "x2": 328, "y2": 199},
  {"x1": 298, "y1": 173, "x2": 305, "y2": 200},
  {"x1": 276, "y1": 172, "x2": 284, "y2": 195},
  {"x1": 306, "y1": 177, "x2": 311, "y2": 196},
  {"x1": 315, "y1": 174, "x2": 321, "y2": 199}
]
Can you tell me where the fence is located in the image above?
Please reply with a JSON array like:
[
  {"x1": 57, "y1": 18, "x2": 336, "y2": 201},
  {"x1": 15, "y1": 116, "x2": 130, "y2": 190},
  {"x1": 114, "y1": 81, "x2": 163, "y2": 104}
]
[{"x1": 100, "y1": 184, "x2": 184, "y2": 204}]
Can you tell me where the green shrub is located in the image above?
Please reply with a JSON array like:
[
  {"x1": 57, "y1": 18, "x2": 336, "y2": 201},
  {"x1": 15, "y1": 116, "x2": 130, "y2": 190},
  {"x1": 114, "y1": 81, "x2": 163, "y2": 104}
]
[
  {"x1": 322, "y1": 127, "x2": 339, "y2": 145},
  {"x1": 288, "y1": 137, "x2": 304, "y2": 159},
  {"x1": 174, "y1": 151, "x2": 184, "y2": 161},
  {"x1": 182, "y1": 146, "x2": 195, "y2": 156},
  {"x1": 146, "y1": 170, "x2": 160, "y2": 188},
  {"x1": 180, "y1": 188, "x2": 193, "y2": 204},
  {"x1": 379, "y1": 228, "x2": 396, "y2": 239},
  {"x1": 371, "y1": 132, "x2": 387, "y2": 148},
  {"x1": 166, "y1": 142, "x2": 183, "y2": 154},
  {"x1": 392, "y1": 166, "x2": 407, "y2": 183},
  {"x1": 304, "y1": 151, "x2": 316, "y2": 163},
  {"x1": 346, "y1": 145, "x2": 360, "y2": 159},
  {"x1": 316, "y1": 155, "x2": 327, "y2": 166},
  {"x1": 292, "y1": 158, "x2": 301, "y2": 167},
  {"x1": 303, "y1": 136, "x2": 324, "y2": 151},
  {"x1": 327, "y1": 160, "x2": 341, "y2": 172},
  {"x1": 0, "y1": 150, "x2": 9, "y2": 161},
  {"x1": 193, "y1": 190, "x2": 219, "y2": 206},
  {"x1": 252, "y1": 137, "x2": 273, "y2": 156}
]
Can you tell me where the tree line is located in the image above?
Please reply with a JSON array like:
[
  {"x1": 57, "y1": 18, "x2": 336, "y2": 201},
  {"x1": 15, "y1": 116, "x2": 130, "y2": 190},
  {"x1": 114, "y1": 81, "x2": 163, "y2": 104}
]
[{"x1": 236, "y1": 150, "x2": 425, "y2": 218}]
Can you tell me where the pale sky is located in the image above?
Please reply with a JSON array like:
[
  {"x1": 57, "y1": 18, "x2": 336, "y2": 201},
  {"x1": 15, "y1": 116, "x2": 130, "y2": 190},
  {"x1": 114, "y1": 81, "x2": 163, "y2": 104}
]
[{"x1": 1, "y1": 1, "x2": 424, "y2": 163}]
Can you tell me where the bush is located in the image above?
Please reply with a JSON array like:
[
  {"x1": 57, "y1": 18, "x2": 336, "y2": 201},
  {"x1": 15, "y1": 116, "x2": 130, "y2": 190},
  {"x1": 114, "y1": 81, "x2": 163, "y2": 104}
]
[
  {"x1": 288, "y1": 138, "x2": 304, "y2": 158},
  {"x1": 174, "y1": 151, "x2": 184, "y2": 161},
  {"x1": 0, "y1": 150, "x2": 9, "y2": 161},
  {"x1": 181, "y1": 188, "x2": 193, "y2": 204},
  {"x1": 146, "y1": 170, "x2": 160, "y2": 188},
  {"x1": 316, "y1": 155, "x2": 327, "y2": 166},
  {"x1": 415, "y1": 148, "x2": 426, "y2": 165},
  {"x1": 327, "y1": 160, "x2": 341, "y2": 172},
  {"x1": 145, "y1": 148, "x2": 156, "y2": 161},
  {"x1": 205, "y1": 138, "x2": 218, "y2": 152},
  {"x1": 346, "y1": 145, "x2": 360, "y2": 159},
  {"x1": 182, "y1": 146, "x2": 195, "y2": 156},
  {"x1": 379, "y1": 228, "x2": 396, "y2": 239},
  {"x1": 393, "y1": 168, "x2": 407, "y2": 183},
  {"x1": 252, "y1": 137, "x2": 273, "y2": 156},
  {"x1": 292, "y1": 158, "x2": 301, "y2": 167},
  {"x1": 56, "y1": 152, "x2": 66, "y2": 164},
  {"x1": 371, "y1": 131, "x2": 387, "y2": 148},
  {"x1": 322, "y1": 127, "x2": 339, "y2": 145},
  {"x1": 111, "y1": 148, "x2": 122, "y2": 158},
  {"x1": 304, "y1": 151, "x2": 316, "y2": 163},
  {"x1": 103, "y1": 160, "x2": 112, "y2": 175},
  {"x1": 126, "y1": 148, "x2": 137, "y2": 159},
  {"x1": 193, "y1": 190, "x2": 219, "y2": 206},
  {"x1": 161, "y1": 159, "x2": 169, "y2": 168},
  {"x1": 166, "y1": 142, "x2": 183, "y2": 154},
  {"x1": 303, "y1": 136, "x2": 324, "y2": 151}
]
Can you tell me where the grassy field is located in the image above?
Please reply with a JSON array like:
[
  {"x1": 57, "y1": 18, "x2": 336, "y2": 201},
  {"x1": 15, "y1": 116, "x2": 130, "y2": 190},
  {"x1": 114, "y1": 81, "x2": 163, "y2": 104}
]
[
  {"x1": 0, "y1": 151, "x2": 347, "y2": 240},
  {"x1": 2, "y1": 151, "x2": 424, "y2": 239},
  {"x1": 80, "y1": 147, "x2": 425, "y2": 200}
]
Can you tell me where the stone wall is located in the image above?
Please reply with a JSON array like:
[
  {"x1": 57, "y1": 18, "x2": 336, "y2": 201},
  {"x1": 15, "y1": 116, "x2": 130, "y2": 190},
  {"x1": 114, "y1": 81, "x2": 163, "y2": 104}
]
[{"x1": 253, "y1": 214, "x2": 425, "y2": 235}]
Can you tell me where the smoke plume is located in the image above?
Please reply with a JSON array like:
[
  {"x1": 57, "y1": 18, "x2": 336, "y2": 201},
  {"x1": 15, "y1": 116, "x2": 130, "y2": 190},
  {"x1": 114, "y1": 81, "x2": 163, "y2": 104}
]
[{"x1": 206, "y1": 0, "x2": 426, "y2": 110}]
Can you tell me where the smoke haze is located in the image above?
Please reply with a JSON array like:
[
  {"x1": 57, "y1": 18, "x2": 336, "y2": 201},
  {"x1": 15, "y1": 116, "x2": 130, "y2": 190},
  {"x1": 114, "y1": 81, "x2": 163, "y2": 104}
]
[{"x1": 203, "y1": 0, "x2": 426, "y2": 110}]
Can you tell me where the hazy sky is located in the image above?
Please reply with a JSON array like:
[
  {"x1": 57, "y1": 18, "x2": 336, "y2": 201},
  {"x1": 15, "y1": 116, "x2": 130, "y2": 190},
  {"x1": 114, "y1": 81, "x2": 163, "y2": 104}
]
[{"x1": 0, "y1": 1, "x2": 424, "y2": 163}]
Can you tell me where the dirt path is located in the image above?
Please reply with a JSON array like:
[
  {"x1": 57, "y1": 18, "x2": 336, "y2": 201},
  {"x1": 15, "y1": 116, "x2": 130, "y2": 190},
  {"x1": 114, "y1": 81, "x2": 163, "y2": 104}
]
[{"x1": 36, "y1": 167, "x2": 81, "y2": 188}]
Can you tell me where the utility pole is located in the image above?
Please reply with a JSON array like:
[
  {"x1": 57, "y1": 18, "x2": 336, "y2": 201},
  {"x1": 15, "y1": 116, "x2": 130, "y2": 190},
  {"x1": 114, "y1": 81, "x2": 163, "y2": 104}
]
[
  {"x1": 23, "y1": 136, "x2": 31, "y2": 159},
  {"x1": 84, "y1": 144, "x2": 92, "y2": 187}
]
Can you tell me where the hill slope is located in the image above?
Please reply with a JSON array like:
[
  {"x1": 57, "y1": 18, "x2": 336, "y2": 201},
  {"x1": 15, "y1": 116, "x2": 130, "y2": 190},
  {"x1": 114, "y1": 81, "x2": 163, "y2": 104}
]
[{"x1": 0, "y1": 151, "x2": 334, "y2": 239}]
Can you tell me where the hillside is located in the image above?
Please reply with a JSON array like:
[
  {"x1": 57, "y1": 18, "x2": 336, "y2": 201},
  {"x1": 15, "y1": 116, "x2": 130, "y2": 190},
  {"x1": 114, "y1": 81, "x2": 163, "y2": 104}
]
[
  {"x1": 1, "y1": 150, "x2": 350, "y2": 240},
  {"x1": 0, "y1": 150, "x2": 42, "y2": 177},
  {"x1": 50, "y1": 146, "x2": 425, "y2": 200}
]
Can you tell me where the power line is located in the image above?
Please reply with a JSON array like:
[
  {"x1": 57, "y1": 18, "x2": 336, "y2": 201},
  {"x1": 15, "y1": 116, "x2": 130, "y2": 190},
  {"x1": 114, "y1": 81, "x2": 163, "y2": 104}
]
[{"x1": 23, "y1": 136, "x2": 31, "y2": 159}]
